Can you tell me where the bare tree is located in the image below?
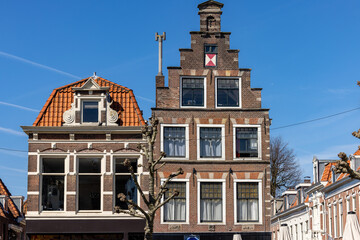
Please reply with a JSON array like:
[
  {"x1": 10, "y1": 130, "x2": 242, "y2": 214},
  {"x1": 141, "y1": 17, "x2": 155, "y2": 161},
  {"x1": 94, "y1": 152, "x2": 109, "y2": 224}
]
[
  {"x1": 114, "y1": 117, "x2": 183, "y2": 240},
  {"x1": 270, "y1": 136, "x2": 302, "y2": 197},
  {"x1": 336, "y1": 82, "x2": 360, "y2": 179}
]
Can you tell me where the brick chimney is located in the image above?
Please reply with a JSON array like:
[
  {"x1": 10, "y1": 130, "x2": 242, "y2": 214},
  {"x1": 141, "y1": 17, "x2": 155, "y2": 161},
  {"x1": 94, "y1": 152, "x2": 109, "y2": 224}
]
[{"x1": 198, "y1": 0, "x2": 224, "y2": 32}]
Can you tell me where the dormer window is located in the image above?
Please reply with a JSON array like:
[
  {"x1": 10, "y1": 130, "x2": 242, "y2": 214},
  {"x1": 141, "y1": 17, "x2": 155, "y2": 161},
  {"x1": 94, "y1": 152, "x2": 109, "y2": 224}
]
[{"x1": 82, "y1": 101, "x2": 99, "y2": 123}]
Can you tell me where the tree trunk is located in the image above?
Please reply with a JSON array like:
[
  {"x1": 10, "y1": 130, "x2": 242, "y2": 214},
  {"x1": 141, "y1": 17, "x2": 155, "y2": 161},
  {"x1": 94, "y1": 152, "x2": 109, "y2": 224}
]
[{"x1": 144, "y1": 218, "x2": 154, "y2": 240}]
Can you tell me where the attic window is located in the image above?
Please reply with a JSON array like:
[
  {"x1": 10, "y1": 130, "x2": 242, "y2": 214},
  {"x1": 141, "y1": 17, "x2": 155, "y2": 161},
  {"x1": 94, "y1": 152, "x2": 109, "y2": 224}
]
[{"x1": 82, "y1": 101, "x2": 98, "y2": 123}]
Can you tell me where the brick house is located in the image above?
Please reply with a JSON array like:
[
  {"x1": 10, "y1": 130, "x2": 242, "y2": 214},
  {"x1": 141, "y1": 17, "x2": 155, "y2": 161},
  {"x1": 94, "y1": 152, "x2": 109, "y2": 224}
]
[
  {"x1": 0, "y1": 179, "x2": 26, "y2": 240},
  {"x1": 152, "y1": 1, "x2": 271, "y2": 239},
  {"x1": 271, "y1": 150, "x2": 360, "y2": 240},
  {"x1": 22, "y1": 76, "x2": 147, "y2": 240}
]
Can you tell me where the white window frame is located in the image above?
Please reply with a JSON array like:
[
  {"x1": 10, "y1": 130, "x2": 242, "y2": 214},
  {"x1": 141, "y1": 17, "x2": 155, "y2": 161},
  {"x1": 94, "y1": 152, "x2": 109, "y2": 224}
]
[
  {"x1": 352, "y1": 192, "x2": 357, "y2": 211},
  {"x1": 197, "y1": 124, "x2": 225, "y2": 160},
  {"x1": 215, "y1": 77, "x2": 242, "y2": 109},
  {"x1": 333, "y1": 201, "x2": 338, "y2": 238},
  {"x1": 160, "y1": 178, "x2": 190, "y2": 224},
  {"x1": 346, "y1": 195, "x2": 350, "y2": 213},
  {"x1": 339, "y1": 199, "x2": 343, "y2": 237},
  {"x1": 180, "y1": 76, "x2": 207, "y2": 109},
  {"x1": 233, "y1": 179, "x2": 263, "y2": 225},
  {"x1": 113, "y1": 155, "x2": 141, "y2": 212},
  {"x1": 160, "y1": 124, "x2": 189, "y2": 160},
  {"x1": 76, "y1": 155, "x2": 104, "y2": 213},
  {"x1": 328, "y1": 204, "x2": 332, "y2": 237},
  {"x1": 39, "y1": 155, "x2": 68, "y2": 213},
  {"x1": 81, "y1": 99, "x2": 101, "y2": 125},
  {"x1": 233, "y1": 124, "x2": 262, "y2": 160},
  {"x1": 197, "y1": 179, "x2": 226, "y2": 225}
]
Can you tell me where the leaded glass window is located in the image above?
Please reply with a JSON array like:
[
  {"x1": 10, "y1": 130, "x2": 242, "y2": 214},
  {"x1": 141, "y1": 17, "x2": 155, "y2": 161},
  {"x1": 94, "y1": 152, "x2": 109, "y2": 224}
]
[
  {"x1": 237, "y1": 182, "x2": 259, "y2": 222},
  {"x1": 200, "y1": 182, "x2": 222, "y2": 222},
  {"x1": 217, "y1": 78, "x2": 239, "y2": 107},
  {"x1": 163, "y1": 127, "x2": 186, "y2": 157},
  {"x1": 200, "y1": 127, "x2": 222, "y2": 158},
  {"x1": 182, "y1": 78, "x2": 204, "y2": 106},
  {"x1": 236, "y1": 127, "x2": 258, "y2": 158},
  {"x1": 164, "y1": 182, "x2": 186, "y2": 222}
]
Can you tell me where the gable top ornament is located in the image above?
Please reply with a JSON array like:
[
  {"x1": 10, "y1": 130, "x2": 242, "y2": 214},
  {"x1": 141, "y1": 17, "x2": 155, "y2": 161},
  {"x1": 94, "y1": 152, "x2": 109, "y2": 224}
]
[
  {"x1": 198, "y1": 0, "x2": 224, "y2": 10},
  {"x1": 72, "y1": 74, "x2": 109, "y2": 91}
]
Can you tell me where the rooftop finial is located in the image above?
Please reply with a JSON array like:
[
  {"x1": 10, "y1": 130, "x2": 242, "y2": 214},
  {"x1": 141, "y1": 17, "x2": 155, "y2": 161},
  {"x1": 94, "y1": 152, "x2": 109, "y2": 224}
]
[{"x1": 155, "y1": 32, "x2": 166, "y2": 76}]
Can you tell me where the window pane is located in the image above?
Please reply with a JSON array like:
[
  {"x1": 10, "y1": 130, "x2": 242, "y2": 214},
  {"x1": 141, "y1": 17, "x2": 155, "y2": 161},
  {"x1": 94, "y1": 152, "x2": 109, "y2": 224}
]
[
  {"x1": 42, "y1": 158, "x2": 64, "y2": 173},
  {"x1": 200, "y1": 183, "x2": 222, "y2": 222},
  {"x1": 164, "y1": 127, "x2": 186, "y2": 157},
  {"x1": 164, "y1": 182, "x2": 186, "y2": 222},
  {"x1": 79, "y1": 158, "x2": 101, "y2": 173},
  {"x1": 217, "y1": 79, "x2": 239, "y2": 107},
  {"x1": 182, "y1": 78, "x2": 204, "y2": 106},
  {"x1": 200, "y1": 128, "x2": 222, "y2": 158},
  {"x1": 236, "y1": 128, "x2": 258, "y2": 158},
  {"x1": 237, "y1": 182, "x2": 259, "y2": 222},
  {"x1": 115, "y1": 158, "x2": 138, "y2": 173},
  {"x1": 83, "y1": 101, "x2": 98, "y2": 122},
  {"x1": 79, "y1": 176, "x2": 100, "y2": 210},
  {"x1": 41, "y1": 176, "x2": 64, "y2": 211},
  {"x1": 115, "y1": 175, "x2": 137, "y2": 210}
]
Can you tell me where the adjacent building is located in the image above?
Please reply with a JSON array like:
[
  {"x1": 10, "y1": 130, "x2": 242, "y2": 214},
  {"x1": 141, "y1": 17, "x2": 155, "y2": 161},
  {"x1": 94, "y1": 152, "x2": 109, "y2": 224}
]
[
  {"x1": 271, "y1": 150, "x2": 360, "y2": 240},
  {"x1": 152, "y1": 1, "x2": 271, "y2": 239},
  {"x1": 0, "y1": 178, "x2": 26, "y2": 240},
  {"x1": 22, "y1": 76, "x2": 147, "y2": 240}
]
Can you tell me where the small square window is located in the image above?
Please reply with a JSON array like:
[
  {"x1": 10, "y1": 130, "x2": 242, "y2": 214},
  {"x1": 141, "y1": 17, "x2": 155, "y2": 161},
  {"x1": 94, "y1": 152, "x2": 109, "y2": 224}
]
[
  {"x1": 43, "y1": 158, "x2": 64, "y2": 173},
  {"x1": 217, "y1": 78, "x2": 239, "y2": 107},
  {"x1": 235, "y1": 127, "x2": 258, "y2": 158},
  {"x1": 181, "y1": 78, "x2": 204, "y2": 107},
  {"x1": 163, "y1": 127, "x2": 186, "y2": 158},
  {"x1": 82, "y1": 101, "x2": 98, "y2": 123},
  {"x1": 79, "y1": 158, "x2": 101, "y2": 173},
  {"x1": 200, "y1": 127, "x2": 222, "y2": 158}
]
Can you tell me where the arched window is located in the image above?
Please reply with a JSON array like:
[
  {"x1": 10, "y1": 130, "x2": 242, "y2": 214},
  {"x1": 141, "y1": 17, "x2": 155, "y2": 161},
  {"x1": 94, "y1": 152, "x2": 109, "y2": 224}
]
[{"x1": 207, "y1": 16, "x2": 216, "y2": 31}]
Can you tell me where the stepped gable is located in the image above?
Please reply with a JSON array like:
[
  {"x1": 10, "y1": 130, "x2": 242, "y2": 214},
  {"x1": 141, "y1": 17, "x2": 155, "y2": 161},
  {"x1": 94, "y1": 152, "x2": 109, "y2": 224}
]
[{"x1": 33, "y1": 77, "x2": 145, "y2": 127}]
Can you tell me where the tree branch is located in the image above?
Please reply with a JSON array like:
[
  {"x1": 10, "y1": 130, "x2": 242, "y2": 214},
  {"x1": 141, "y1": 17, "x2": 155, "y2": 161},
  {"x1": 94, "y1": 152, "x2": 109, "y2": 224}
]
[
  {"x1": 115, "y1": 193, "x2": 150, "y2": 221},
  {"x1": 153, "y1": 191, "x2": 179, "y2": 213},
  {"x1": 154, "y1": 168, "x2": 184, "y2": 206},
  {"x1": 336, "y1": 152, "x2": 360, "y2": 180},
  {"x1": 124, "y1": 159, "x2": 150, "y2": 206}
]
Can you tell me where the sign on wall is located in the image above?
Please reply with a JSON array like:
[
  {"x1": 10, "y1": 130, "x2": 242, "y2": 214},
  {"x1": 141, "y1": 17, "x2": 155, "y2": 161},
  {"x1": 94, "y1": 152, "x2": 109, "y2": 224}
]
[{"x1": 184, "y1": 234, "x2": 200, "y2": 240}]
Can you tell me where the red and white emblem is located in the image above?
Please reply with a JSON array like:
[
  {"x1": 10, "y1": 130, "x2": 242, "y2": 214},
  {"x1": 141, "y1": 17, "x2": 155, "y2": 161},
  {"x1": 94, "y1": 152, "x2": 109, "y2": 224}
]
[{"x1": 205, "y1": 53, "x2": 217, "y2": 67}]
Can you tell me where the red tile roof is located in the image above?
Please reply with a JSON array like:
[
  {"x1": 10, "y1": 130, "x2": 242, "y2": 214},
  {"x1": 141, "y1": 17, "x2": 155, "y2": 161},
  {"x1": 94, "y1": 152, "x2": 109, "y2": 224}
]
[
  {"x1": 0, "y1": 179, "x2": 20, "y2": 218},
  {"x1": 33, "y1": 77, "x2": 145, "y2": 127},
  {"x1": 354, "y1": 149, "x2": 360, "y2": 156}
]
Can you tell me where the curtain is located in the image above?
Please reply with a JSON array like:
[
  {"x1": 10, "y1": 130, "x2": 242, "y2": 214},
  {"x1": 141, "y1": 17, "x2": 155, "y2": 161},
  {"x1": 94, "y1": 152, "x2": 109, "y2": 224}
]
[
  {"x1": 164, "y1": 199, "x2": 186, "y2": 221},
  {"x1": 200, "y1": 199, "x2": 222, "y2": 221},
  {"x1": 200, "y1": 128, "x2": 222, "y2": 157},
  {"x1": 237, "y1": 199, "x2": 258, "y2": 221},
  {"x1": 164, "y1": 127, "x2": 185, "y2": 157}
]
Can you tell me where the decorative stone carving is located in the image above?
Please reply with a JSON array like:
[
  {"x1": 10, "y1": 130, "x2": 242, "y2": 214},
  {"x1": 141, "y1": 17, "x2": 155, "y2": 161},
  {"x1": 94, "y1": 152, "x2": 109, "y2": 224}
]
[
  {"x1": 107, "y1": 100, "x2": 119, "y2": 124},
  {"x1": 63, "y1": 103, "x2": 75, "y2": 124}
]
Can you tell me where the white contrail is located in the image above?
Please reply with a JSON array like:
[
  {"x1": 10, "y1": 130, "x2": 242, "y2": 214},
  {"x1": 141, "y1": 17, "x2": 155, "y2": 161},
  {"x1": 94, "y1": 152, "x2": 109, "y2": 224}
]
[
  {"x1": 0, "y1": 126, "x2": 26, "y2": 137},
  {"x1": 136, "y1": 95, "x2": 155, "y2": 103},
  {"x1": 0, "y1": 166, "x2": 27, "y2": 173},
  {"x1": 0, "y1": 51, "x2": 81, "y2": 79},
  {"x1": 0, "y1": 101, "x2": 39, "y2": 113}
]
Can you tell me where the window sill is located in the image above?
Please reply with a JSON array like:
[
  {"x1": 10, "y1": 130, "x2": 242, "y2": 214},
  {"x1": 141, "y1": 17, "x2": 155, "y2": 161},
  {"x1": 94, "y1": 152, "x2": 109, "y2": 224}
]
[
  {"x1": 160, "y1": 221, "x2": 189, "y2": 225},
  {"x1": 234, "y1": 222, "x2": 262, "y2": 225},
  {"x1": 180, "y1": 106, "x2": 206, "y2": 109},
  {"x1": 233, "y1": 157, "x2": 262, "y2": 161},
  {"x1": 197, "y1": 222, "x2": 226, "y2": 225},
  {"x1": 198, "y1": 158, "x2": 225, "y2": 161},
  {"x1": 77, "y1": 210, "x2": 102, "y2": 213}
]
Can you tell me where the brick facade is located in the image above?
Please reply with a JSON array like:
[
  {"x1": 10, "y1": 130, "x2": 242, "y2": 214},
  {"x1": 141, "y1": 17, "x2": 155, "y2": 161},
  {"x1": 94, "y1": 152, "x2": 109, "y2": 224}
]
[{"x1": 152, "y1": 1, "x2": 271, "y2": 239}]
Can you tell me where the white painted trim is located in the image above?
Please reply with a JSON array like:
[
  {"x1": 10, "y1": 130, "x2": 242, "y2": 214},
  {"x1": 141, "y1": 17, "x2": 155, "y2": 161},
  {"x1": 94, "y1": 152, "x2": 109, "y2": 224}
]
[
  {"x1": 27, "y1": 191, "x2": 39, "y2": 195},
  {"x1": 66, "y1": 192, "x2": 76, "y2": 195},
  {"x1": 233, "y1": 124, "x2": 262, "y2": 161},
  {"x1": 180, "y1": 76, "x2": 207, "y2": 109},
  {"x1": 197, "y1": 179, "x2": 226, "y2": 225},
  {"x1": 233, "y1": 179, "x2": 263, "y2": 225},
  {"x1": 215, "y1": 77, "x2": 242, "y2": 109},
  {"x1": 160, "y1": 178, "x2": 190, "y2": 225},
  {"x1": 160, "y1": 124, "x2": 189, "y2": 160},
  {"x1": 197, "y1": 124, "x2": 225, "y2": 160},
  {"x1": 103, "y1": 191, "x2": 113, "y2": 195}
]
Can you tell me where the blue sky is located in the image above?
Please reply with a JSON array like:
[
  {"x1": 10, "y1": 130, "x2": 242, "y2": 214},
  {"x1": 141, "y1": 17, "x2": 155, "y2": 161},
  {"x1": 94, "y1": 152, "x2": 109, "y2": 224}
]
[{"x1": 0, "y1": 0, "x2": 359, "y2": 197}]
